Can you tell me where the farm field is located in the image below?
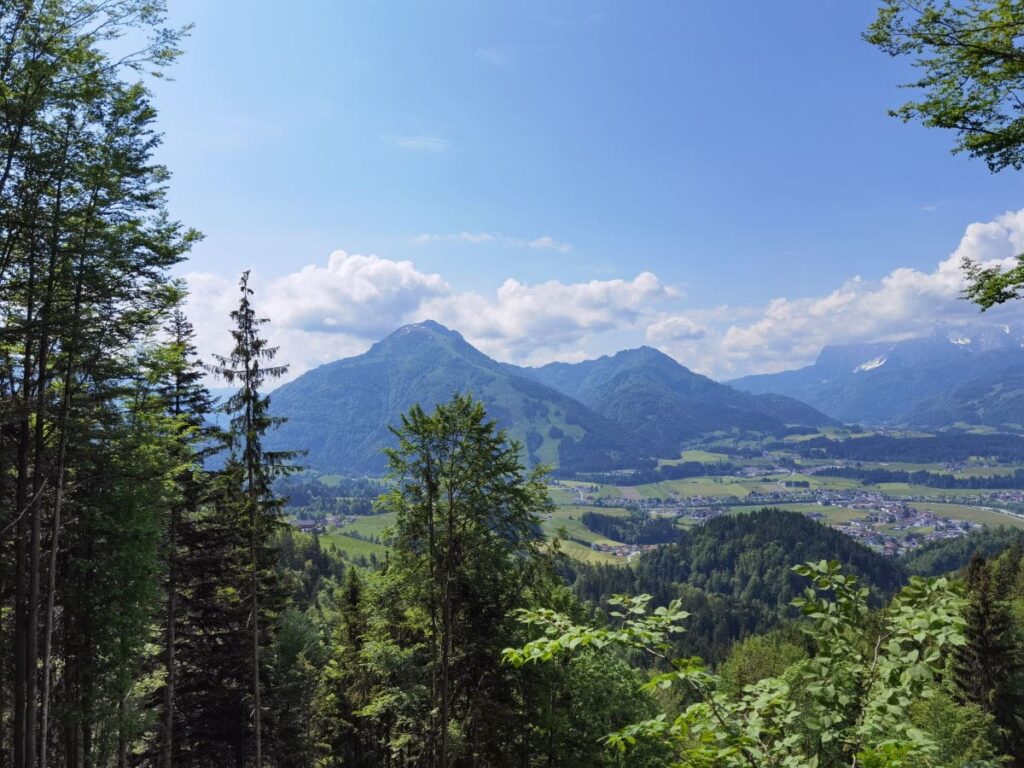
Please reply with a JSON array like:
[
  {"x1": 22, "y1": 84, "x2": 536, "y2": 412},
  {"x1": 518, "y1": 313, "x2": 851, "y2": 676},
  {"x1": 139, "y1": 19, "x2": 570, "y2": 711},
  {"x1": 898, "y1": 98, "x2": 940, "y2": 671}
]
[
  {"x1": 301, "y1": 451, "x2": 1024, "y2": 564},
  {"x1": 658, "y1": 449, "x2": 731, "y2": 466},
  {"x1": 555, "y1": 540, "x2": 621, "y2": 564},
  {"x1": 320, "y1": 531, "x2": 391, "y2": 560},
  {"x1": 876, "y1": 483, "x2": 1000, "y2": 498},
  {"x1": 908, "y1": 502, "x2": 1024, "y2": 530},
  {"x1": 318, "y1": 501, "x2": 639, "y2": 564}
]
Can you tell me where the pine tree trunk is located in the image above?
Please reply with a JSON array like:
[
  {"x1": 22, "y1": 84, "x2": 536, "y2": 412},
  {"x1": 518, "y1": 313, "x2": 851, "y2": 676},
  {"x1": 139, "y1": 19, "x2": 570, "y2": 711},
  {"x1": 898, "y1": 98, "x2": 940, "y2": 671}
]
[
  {"x1": 440, "y1": 588, "x2": 451, "y2": 768},
  {"x1": 13, "y1": 423, "x2": 27, "y2": 768},
  {"x1": 13, "y1": 282, "x2": 34, "y2": 768},
  {"x1": 250, "y1": 504, "x2": 262, "y2": 768},
  {"x1": 26, "y1": 316, "x2": 54, "y2": 768},
  {"x1": 161, "y1": 502, "x2": 178, "y2": 768}
]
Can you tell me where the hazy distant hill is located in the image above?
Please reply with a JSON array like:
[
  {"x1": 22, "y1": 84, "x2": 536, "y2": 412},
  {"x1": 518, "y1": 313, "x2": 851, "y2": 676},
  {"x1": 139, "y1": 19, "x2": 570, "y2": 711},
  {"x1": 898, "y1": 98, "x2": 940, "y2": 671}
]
[
  {"x1": 512, "y1": 346, "x2": 837, "y2": 455},
  {"x1": 266, "y1": 321, "x2": 640, "y2": 474},
  {"x1": 731, "y1": 323, "x2": 1024, "y2": 428},
  {"x1": 906, "y1": 366, "x2": 1024, "y2": 430},
  {"x1": 265, "y1": 322, "x2": 835, "y2": 475}
]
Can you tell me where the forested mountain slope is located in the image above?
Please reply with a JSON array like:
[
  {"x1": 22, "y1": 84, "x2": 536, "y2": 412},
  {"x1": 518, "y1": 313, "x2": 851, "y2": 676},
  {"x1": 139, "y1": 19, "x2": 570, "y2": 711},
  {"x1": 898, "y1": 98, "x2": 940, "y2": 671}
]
[
  {"x1": 570, "y1": 508, "x2": 906, "y2": 658},
  {"x1": 269, "y1": 323, "x2": 835, "y2": 474},
  {"x1": 267, "y1": 321, "x2": 641, "y2": 474},
  {"x1": 511, "y1": 346, "x2": 836, "y2": 455}
]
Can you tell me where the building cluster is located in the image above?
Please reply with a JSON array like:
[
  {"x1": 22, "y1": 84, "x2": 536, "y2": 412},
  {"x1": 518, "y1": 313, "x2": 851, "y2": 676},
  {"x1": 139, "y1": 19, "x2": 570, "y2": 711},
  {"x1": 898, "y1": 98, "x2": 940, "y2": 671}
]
[
  {"x1": 588, "y1": 541, "x2": 660, "y2": 559},
  {"x1": 822, "y1": 506, "x2": 981, "y2": 555},
  {"x1": 559, "y1": 479, "x2": 1010, "y2": 557}
]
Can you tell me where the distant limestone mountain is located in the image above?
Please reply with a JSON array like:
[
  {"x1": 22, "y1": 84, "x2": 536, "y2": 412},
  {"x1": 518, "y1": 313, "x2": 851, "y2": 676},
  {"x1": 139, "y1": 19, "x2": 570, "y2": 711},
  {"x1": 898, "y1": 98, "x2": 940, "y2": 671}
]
[
  {"x1": 731, "y1": 323, "x2": 1024, "y2": 428},
  {"x1": 266, "y1": 321, "x2": 640, "y2": 474},
  {"x1": 511, "y1": 346, "x2": 837, "y2": 456},
  {"x1": 265, "y1": 321, "x2": 836, "y2": 475}
]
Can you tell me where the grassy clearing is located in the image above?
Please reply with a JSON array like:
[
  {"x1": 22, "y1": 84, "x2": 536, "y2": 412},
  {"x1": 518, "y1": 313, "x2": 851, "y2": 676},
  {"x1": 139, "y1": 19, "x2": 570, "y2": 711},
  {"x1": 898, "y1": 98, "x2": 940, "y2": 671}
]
[
  {"x1": 657, "y1": 477, "x2": 753, "y2": 498},
  {"x1": 543, "y1": 504, "x2": 632, "y2": 546},
  {"x1": 557, "y1": 504, "x2": 631, "y2": 519},
  {"x1": 321, "y1": 503, "x2": 640, "y2": 566},
  {"x1": 773, "y1": 473, "x2": 863, "y2": 491},
  {"x1": 876, "y1": 483, "x2": 994, "y2": 498},
  {"x1": 542, "y1": 516, "x2": 615, "y2": 546},
  {"x1": 334, "y1": 512, "x2": 396, "y2": 538},
  {"x1": 658, "y1": 449, "x2": 731, "y2": 466},
  {"x1": 909, "y1": 502, "x2": 1024, "y2": 529},
  {"x1": 547, "y1": 486, "x2": 580, "y2": 505},
  {"x1": 727, "y1": 503, "x2": 869, "y2": 523},
  {"x1": 556, "y1": 539, "x2": 621, "y2": 564},
  {"x1": 320, "y1": 532, "x2": 391, "y2": 560},
  {"x1": 854, "y1": 462, "x2": 946, "y2": 473}
]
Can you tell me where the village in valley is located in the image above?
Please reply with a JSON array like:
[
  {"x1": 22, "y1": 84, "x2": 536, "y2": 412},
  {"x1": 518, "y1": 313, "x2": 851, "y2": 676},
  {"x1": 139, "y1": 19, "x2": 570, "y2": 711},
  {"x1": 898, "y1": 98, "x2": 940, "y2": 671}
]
[
  {"x1": 538, "y1": 452, "x2": 1024, "y2": 561},
  {"x1": 290, "y1": 445, "x2": 1024, "y2": 566}
]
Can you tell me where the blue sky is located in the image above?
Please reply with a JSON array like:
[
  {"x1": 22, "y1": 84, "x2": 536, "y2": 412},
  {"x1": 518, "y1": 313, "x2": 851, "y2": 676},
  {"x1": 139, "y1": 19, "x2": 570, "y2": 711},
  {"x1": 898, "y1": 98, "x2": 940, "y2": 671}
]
[{"x1": 156, "y1": 1, "x2": 1024, "y2": 379}]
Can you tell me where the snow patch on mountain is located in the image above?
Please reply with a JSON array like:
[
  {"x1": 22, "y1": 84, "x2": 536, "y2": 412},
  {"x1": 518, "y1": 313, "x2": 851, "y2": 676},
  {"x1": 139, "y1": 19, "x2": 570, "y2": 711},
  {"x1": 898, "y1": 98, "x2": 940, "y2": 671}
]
[{"x1": 854, "y1": 356, "x2": 887, "y2": 373}]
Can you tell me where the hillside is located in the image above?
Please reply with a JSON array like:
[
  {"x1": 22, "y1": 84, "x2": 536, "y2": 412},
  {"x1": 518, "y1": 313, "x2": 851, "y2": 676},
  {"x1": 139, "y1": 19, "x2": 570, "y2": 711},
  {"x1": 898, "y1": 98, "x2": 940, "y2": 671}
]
[
  {"x1": 906, "y1": 366, "x2": 1024, "y2": 430},
  {"x1": 268, "y1": 322, "x2": 836, "y2": 475},
  {"x1": 266, "y1": 321, "x2": 640, "y2": 474},
  {"x1": 512, "y1": 346, "x2": 836, "y2": 455},
  {"x1": 571, "y1": 508, "x2": 907, "y2": 659},
  {"x1": 732, "y1": 323, "x2": 1024, "y2": 426}
]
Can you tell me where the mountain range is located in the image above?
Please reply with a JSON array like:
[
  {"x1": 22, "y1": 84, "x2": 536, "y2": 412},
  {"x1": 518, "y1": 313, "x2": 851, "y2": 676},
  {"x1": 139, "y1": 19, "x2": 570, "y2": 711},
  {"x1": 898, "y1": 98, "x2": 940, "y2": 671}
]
[
  {"x1": 731, "y1": 322, "x2": 1024, "y2": 428},
  {"x1": 266, "y1": 321, "x2": 835, "y2": 474}
]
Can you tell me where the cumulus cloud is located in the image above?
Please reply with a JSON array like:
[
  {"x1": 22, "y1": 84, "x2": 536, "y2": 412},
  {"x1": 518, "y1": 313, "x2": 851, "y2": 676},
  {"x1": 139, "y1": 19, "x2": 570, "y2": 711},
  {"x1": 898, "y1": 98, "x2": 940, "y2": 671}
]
[
  {"x1": 185, "y1": 253, "x2": 672, "y2": 380},
  {"x1": 646, "y1": 208, "x2": 1024, "y2": 378},
  {"x1": 410, "y1": 231, "x2": 572, "y2": 252},
  {"x1": 426, "y1": 271, "x2": 675, "y2": 363},
  {"x1": 262, "y1": 251, "x2": 448, "y2": 336},
  {"x1": 646, "y1": 315, "x2": 707, "y2": 342},
  {"x1": 185, "y1": 208, "x2": 1024, "y2": 385}
]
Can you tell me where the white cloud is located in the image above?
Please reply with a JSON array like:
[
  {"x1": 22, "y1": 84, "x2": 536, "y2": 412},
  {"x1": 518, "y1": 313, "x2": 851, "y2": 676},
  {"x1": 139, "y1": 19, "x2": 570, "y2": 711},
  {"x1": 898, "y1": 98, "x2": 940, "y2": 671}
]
[
  {"x1": 387, "y1": 134, "x2": 449, "y2": 152},
  {"x1": 525, "y1": 235, "x2": 571, "y2": 252},
  {"x1": 425, "y1": 271, "x2": 675, "y2": 364},
  {"x1": 263, "y1": 251, "x2": 448, "y2": 337},
  {"x1": 646, "y1": 315, "x2": 707, "y2": 342},
  {"x1": 411, "y1": 231, "x2": 571, "y2": 252},
  {"x1": 185, "y1": 253, "x2": 671, "y2": 380},
  {"x1": 646, "y1": 208, "x2": 1024, "y2": 378},
  {"x1": 185, "y1": 208, "x2": 1024, "y2": 385}
]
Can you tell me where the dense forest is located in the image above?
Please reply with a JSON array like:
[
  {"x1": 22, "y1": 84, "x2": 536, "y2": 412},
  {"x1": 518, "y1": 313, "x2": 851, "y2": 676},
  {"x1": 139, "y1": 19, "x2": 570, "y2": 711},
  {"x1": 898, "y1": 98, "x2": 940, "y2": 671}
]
[
  {"x1": 816, "y1": 465, "x2": 1024, "y2": 489},
  {"x1": 2, "y1": 2, "x2": 1024, "y2": 767},
  {"x1": 777, "y1": 433, "x2": 1024, "y2": 463},
  {"x1": 569, "y1": 508, "x2": 909, "y2": 661}
]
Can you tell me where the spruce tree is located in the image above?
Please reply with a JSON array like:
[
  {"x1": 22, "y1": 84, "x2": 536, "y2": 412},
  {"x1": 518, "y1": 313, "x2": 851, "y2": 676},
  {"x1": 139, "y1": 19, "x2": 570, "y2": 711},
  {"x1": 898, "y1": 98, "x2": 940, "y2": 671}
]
[
  {"x1": 953, "y1": 553, "x2": 1024, "y2": 764},
  {"x1": 210, "y1": 271, "x2": 300, "y2": 766},
  {"x1": 147, "y1": 310, "x2": 221, "y2": 767}
]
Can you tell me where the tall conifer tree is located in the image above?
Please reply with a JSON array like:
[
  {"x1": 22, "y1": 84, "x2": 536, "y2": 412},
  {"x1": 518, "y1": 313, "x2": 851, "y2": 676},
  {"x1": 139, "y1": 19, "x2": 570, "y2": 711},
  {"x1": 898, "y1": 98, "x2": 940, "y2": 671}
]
[{"x1": 210, "y1": 271, "x2": 299, "y2": 766}]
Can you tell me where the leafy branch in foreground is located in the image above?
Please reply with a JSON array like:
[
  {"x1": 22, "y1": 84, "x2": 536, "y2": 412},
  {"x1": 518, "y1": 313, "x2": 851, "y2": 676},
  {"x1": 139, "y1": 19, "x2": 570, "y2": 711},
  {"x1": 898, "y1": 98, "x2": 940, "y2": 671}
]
[
  {"x1": 504, "y1": 560, "x2": 993, "y2": 768},
  {"x1": 962, "y1": 253, "x2": 1024, "y2": 310},
  {"x1": 866, "y1": 0, "x2": 1024, "y2": 173}
]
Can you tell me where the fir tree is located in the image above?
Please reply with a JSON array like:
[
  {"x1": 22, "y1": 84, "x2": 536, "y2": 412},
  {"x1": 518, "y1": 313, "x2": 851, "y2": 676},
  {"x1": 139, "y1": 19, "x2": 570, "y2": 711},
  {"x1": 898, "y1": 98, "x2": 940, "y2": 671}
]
[
  {"x1": 210, "y1": 271, "x2": 300, "y2": 766},
  {"x1": 954, "y1": 554, "x2": 1024, "y2": 764}
]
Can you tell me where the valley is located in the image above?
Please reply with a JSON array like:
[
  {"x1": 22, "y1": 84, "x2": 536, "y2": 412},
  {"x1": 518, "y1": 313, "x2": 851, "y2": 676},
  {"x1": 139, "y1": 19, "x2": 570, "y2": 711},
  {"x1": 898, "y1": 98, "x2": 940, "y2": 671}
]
[
  {"x1": 276, "y1": 321, "x2": 1024, "y2": 568},
  {"x1": 289, "y1": 435, "x2": 1024, "y2": 565}
]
